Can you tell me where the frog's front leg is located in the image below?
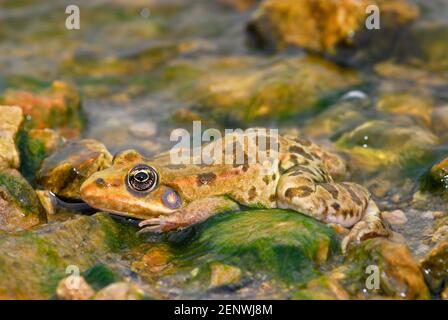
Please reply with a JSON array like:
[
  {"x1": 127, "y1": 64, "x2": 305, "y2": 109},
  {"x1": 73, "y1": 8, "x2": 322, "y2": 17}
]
[
  {"x1": 138, "y1": 196, "x2": 240, "y2": 234},
  {"x1": 276, "y1": 166, "x2": 390, "y2": 253}
]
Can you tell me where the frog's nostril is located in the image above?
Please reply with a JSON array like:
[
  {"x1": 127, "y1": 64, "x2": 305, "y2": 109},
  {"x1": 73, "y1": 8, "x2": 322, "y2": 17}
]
[{"x1": 95, "y1": 178, "x2": 107, "y2": 188}]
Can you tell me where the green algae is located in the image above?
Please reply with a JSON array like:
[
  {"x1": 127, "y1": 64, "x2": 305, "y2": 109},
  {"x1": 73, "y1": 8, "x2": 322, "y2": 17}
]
[
  {"x1": 83, "y1": 264, "x2": 121, "y2": 291},
  {"x1": 0, "y1": 170, "x2": 45, "y2": 219},
  {"x1": 0, "y1": 213, "x2": 139, "y2": 299},
  {"x1": 167, "y1": 209, "x2": 339, "y2": 285}
]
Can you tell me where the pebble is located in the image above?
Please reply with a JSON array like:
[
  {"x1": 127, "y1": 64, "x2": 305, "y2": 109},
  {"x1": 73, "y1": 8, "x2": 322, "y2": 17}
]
[
  {"x1": 381, "y1": 210, "x2": 408, "y2": 225},
  {"x1": 431, "y1": 226, "x2": 448, "y2": 244},
  {"x1": 415, "y1": 244, "x2": 430, "y2": 256},
  {"x1": 56, "y1": 275, "x2": 95, "y2": 300},
  {"x1": 128, "y1": 121, "x2": 157, "y2": 139},
  {"x1": 94, "y1": 281, "x2": 144, "y2": 300}
]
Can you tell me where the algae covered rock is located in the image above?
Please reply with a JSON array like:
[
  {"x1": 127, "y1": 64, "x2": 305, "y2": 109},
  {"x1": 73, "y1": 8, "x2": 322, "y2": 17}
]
[
  {"x1": 1, "y1": 81, "x2": 84, "y2": 139},
  {"x1": 296, "y1": 239, "x2": 430, "y2": 299},
  {"x1": 377, "y1": 93, "x2": 433, "y2": 127},
  {"x1": 0, "y1": 106, "x2": 23, "y2": 170},
  {"x1": 420, "y1": 240, "x2": 448, "y2": 295},
  {"x1": 397, "y1": 23, "x2": 448, "y2": 72},
  {"x1": 17, "y1": 128, "x2": 65, "y2": 184},
  {"x1": 170, "y1": 209, "x2": 340, "y2": 286},
  {"x1": 0, "y1": 213, "x2": 139, "y2": 299},
  {"x1": 424, "y1": 157, "x2": 448, "y2": 193},
  {"x1": 36, "y1": 139, "x2": 113, "y2": 200},
  {"x1": 342, "y1": 239, "x2": 430, "y2": 299},
  {"x1": 247, "y1": 0, "x2": 419, "y2": 65},
  {"x1": 180, "y1": 56, "x2": 360, "y2": 125},
  {"x1": 303, "y1": 94, "x2": 369, "y2": 139},
  {"x1": 0, "y1": 169, "x2": 46, "y2": 232},
  {"x1": 336, "y1": 120, "x2": 438, "y2": 173}
]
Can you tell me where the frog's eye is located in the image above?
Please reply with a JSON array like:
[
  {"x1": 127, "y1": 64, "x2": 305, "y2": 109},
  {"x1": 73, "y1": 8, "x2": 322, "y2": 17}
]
[{"x1": 127, "y1": 164, "x2": 158, "y2": 192}]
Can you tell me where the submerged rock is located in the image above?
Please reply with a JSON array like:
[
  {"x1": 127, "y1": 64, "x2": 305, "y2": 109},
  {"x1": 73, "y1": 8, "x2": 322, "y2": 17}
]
[
  {"x1": 296, "y1": 239, "x2": 430, "y2": 299},
  {"x1": 344, "y1": 239, "x2": 429, "y2": 299},
  {"x1": 1, "y1": 81, "x2": 84, "y2": 139},
  {"x1": 336, "y1": 120, "x2": 438, "y2": 173},
  {"x1": 377, "y1": 93, "x2": 433, "y2": 128},
  {"x1": 0, "y1": 106, "x2": 23, "y2": 170},
  {"x1": 432, "y1": 106, "x2": 448, "y2": 141},
  {"x1": 303, "y1": 96, "x2": 369, "y2": 139},
  {"x1": 36, "y1": 139, "x2": 113, "y2": 200},
  {"x1": 178, "y1": 56, "x2": 359, "y2": 125},
  {"x1": 397, "y1": 22, "x2": 448, "y2": 72},
  {"x1": 56, "y1": 275, "x2": 95, "y2": 300},
  {"x1": 0, "y1": 213, "x2": 138, "y2": 299},
  {"x1": 247, "y1": 0, "x2": 419, "y2": 65},
  {"x1": 0, "y1": 169, "x2": 46, "y2": 232}
]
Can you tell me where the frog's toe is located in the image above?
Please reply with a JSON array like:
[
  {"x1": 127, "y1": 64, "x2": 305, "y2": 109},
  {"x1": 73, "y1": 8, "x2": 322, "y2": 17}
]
[
  {"x1": 139, "y1": 218, "x2": 163, "y2": 228},
  {"x1": 137, "y1": 225, "x2": 164, "y2": 234},
  {"x1": 138, "y1": 217, "x2": 179, "y2": 233},
  {"x1": 341, "y1": 218, "x2": 390, "y2": 254}
]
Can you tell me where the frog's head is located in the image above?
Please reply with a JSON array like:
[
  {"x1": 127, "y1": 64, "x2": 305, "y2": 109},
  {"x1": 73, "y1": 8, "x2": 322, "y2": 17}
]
[{"x1": 80, "y1": 150, "x2": 182, "y2": 219}]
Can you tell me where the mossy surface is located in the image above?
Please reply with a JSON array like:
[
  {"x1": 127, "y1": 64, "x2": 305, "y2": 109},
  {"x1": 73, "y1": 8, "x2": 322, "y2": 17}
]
[
  {"x1": 0, "y1": 169, "x2": 45, "y2": 219},
  {"x1": 0, "y1": 213, "x2": 138, "y2": 299},
  {"x1": 167, "y1": 209, "x2": 339, "y2": 286}
]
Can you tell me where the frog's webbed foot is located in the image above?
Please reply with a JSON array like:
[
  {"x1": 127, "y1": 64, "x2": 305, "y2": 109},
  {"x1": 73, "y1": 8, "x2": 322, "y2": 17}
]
[
  {"x1": 341, "y1": 204, "x2": 391, "y2": 254},
  {"x1": 137, "y1": 197, "x2": 240, "y2": 235},
  {"x1": 138, "y1": 217, "x2": 182, "y2": 234}
]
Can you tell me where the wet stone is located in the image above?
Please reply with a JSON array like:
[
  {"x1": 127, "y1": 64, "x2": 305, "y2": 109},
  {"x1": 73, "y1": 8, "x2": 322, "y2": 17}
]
[
  {"x1": 0, "y1": 169, "x2": 47, "y2": 232},
  {"x1": 0, "y1": 213, "x2": 138, "y2": 299},
  {"x1": 247, "y1": 0, "x2": 419, "y2": 66},
  {"x1": 17, "y1": 128, "x2": 65, "y2": 184},
  {"x1": 209, "y1": 262, "x2": 242, "y2": 288},
  {"x1": 382, "y1": 210, "x2": 408, "y2": 225},
  {"x1": 342, "y1": 239, "x2": 429, "y2": 299},
  {"x1": 168, "y1": 209, "x2": 340, "y2": 288},
  {"x1": 183, "y1": 56, "x2": 360, "y2": 124},
  {"x1": 420, "y1": 240, "x2": 448, "y2": 295},
  {"x1": 56, "y1": 275, "x2": 95, "y2": 300},
  {"x1": 36, "y1": 139, "x2": 113, "y2": 200},
  {"x1": 0, "y1": 106, "x2": 23, "y2": 170},
  {"x1": 2, "y1": 81, "x2": 84, "y2": 139}
]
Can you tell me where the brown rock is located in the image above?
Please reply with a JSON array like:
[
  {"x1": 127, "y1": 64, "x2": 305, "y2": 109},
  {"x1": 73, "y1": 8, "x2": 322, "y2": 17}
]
[
  {"x1": 377, "y1": 93, "x2": 433, "y2": 127},
  {"x1": 248, "y1": 0, "x2": 419, "y2": 65},
  {"x1": 36, "y1": 139, "x2": 112, "y2": 200},
  {"x1": 420, "y1": 240, "x2": 448, "y2": 294},
  {"x1": 0, "y1": 169, "x2": 46, "y2": 232},
  {"x1": 56, "y1": 275, "x2": 95, "y2": 300},
  {"x1": 0, "y1": 106, "x2": 23, "y2": 170},
  {"x1": 94, "y1": 281, "x2": 144, "y2": 300},
  {"x1": 345, "y1": 239, "x2": 430, "y2": 299},
  {"x1": 3, "y1": 81, "x2": 84, "y2": 139},
  {"x1": 210, "y1": 262, "x2": 242, "y2": 288},
  {"x1": 381, "y1": 210, "x2": 408, "y2": 225}
]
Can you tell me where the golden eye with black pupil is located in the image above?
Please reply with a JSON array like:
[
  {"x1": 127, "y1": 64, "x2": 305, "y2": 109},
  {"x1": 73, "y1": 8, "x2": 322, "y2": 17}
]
[{"x1": 127, "y1": 165, "x2": 158, "y2": 192}]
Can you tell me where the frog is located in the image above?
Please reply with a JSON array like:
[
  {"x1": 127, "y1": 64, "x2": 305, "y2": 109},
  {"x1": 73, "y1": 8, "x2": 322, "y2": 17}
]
[{"x1": 80, "y1": 129, "x2": 390, "y2": 253}]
